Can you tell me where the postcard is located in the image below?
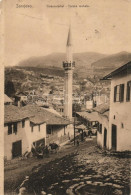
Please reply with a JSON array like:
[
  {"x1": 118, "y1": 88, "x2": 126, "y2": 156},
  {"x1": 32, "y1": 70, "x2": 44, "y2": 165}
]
[{"x1": 1, "y1": 0, "x2": 131, "y2": 194}]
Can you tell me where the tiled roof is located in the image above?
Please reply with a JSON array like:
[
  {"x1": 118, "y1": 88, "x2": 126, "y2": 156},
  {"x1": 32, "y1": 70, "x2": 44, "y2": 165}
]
[
  {"x1": 30, "y1": 116, "x2": 45, "y2": 125},
  {"x1": 4, "y1": 105, "x2": 33, "y2": 124},
  {"x1": 21, "y1": 105, "x2": 71, "y2": 125},
  {"x1": 92, "y1": 103, "x2": 109, "y2": 114},
  {"x1": 4, "y1": 94, "x2": 13, "y2": 103}
]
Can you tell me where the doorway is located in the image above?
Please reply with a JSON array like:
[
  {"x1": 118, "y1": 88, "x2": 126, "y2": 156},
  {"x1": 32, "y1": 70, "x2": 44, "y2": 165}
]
[
  {"x1": 112, "y1": 124, "x2": 117, "y2": 150},
  {"x1": 104, "y1": 128, "x2": 107, "y2": 148},
  {"x1": 12, "y1": 140, "x2": 22, "y2": 158}
]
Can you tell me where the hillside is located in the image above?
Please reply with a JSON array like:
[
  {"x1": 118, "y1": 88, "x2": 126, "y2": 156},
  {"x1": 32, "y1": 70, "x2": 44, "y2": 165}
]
[
  {"x1": 18, "y1": 52, "x2": 107, "y2": 70},
  {"x1": 17, "y1": 51, "x2": 131, "y2": 79},
  {"x1": 92, "y1": 51, "x2": 131, "y2": 76}
]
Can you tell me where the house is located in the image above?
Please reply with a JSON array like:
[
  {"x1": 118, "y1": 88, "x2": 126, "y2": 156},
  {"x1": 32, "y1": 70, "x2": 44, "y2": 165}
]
[
  {"x1": 102, "y1": 61, "x2": 131, "y2": 151},
  {"x1": 4, "y1": 94, "x2": 13, "y2": 105},
  {"x1": 4, "y1": 105, "x2": 46, "y2": 160},
  {"x1": 53, "y1": 104, "x2": 64, "y2": 116},
  {"x1": 92, "y1": 103, "x2": 109, "y2": 149},
  {"x1": 86, "y1": 100, "x2": 93, "y2": 110},
  {"x1": 76, "y1": 102, "x2": 109, "y2": 145},
  {"x1": 93, "y1": 94, "x2": 108, "y2": 107},
  {"x1": 21, "y1": 105, "x2": 74, "y2": 146},
  {"x1": 15, "y1": 92, "x2": 28, "y2": 106},
  {"x1": 76, "y1": 111, "x2": 99, "y2": 134}
]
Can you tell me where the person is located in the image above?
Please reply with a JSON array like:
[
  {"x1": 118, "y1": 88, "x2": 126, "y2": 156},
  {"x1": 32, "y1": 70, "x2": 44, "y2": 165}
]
[
  {"x1": 88, "y1": 128, "x2": 92, "y2": 138},
  {"x1": 77, "y1": 140, "x2": 79, "y2": 146},
  {"x1": 18, "y1": 176, "x2": 29, "y2": 195},
  {"x1": 45, "y1": 145, "x2": 49, "y2": 157}
]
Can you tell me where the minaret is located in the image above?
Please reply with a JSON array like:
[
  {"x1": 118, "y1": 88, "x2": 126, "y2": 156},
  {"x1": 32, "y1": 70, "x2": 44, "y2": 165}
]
[{"x1": 63, "y1": 27, "x2": 75, "y2": 120}]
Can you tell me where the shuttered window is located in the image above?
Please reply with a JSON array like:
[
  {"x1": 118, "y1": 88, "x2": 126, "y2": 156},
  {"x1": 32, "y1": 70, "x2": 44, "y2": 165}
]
[
  {"x1": 126, "y1": 81, "x2": 131, "y2": 101},
  {"x1": 114, "y1": 84, "x2": 124, "y2": 102},
  {"x1": 114, "y1": 86, "x2": 117, "y2": 102},
  {"x1": 114, "y1": 85, "x2": 120, "y2": 102},
  {"x1": 119, "y1": 84, "x2": 124, "y2": 102}
]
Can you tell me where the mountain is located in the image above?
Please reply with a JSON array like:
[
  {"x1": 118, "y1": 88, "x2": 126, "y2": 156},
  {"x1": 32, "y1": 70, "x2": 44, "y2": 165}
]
[
  {"x1": 18, "y1": 52, "x2": 107, "y2": 70},
  {"x1": 92, "y1": 51, "x2": 131, "y2": 76},
  {"x1": 17, "y1": 51, "x2": 131, "y2": 78}
]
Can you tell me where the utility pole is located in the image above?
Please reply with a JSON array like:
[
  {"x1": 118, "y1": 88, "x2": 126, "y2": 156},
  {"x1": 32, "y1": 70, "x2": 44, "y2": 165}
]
[{"x1": 74, "y1": 104, "x2": 76, "y2": 145}]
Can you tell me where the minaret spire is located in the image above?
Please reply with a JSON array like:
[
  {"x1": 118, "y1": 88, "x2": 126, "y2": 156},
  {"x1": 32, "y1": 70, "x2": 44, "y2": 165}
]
[
  {"x1": 67, "y1": 26, "x2": 72, "y2": 47},
  {"x1": 63, "y1": 26, "x2": 75, "y2": 120}
]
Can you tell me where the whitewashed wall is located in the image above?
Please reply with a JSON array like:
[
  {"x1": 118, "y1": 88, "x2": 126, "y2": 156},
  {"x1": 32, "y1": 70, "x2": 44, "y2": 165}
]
[
  {"x1": 4, "y1": 119, "x2": 30, "y2": 160},
  {"x1": 4, "y1": 120, "x2": 46, "y2": 160},
  {"x1": 97, "y1": 114, "x2": 109, "y2": 149},
  {"x1": 109, "y1": 74, "x2": 131, "y2": 151},
  {"x1": 25, "y1": 122, "x2": 46, "y2": 150}
]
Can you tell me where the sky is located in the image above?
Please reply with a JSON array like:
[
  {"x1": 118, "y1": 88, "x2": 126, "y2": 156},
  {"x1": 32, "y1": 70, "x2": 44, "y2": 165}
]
[{"x1": 3, "y1": 0, "x2": 131, "y2": 66}]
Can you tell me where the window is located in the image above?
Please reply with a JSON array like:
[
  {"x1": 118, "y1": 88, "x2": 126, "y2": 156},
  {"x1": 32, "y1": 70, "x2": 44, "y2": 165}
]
[
  {"x1": 13, "y1": 123, "x2": 17, "y2": 134},
  {"x1": 100, "y1": 125, "x2": 102, "y2": 132},
  {"x1": 126, "y1": 81, "x2": 131, "y2": 101},
  {"x1": 114, "y1": 84, "x2": 124, "y2": 102},
  {"x1": 114, "y1": 85, "x2": 120, "y2": 102},
  {"x1": 119, "y1": 84, "x2": 124, "y2": 102},
  {"x1": 47, "y1": 126, "x2": 52, "y2": 134},
  {"x1": 121, "y1": 123, "x2": 124, "y2": 128},
  {"x1": 8, "y1": 124, "x2": 12, "y2": 135},
  {"x1": 31, "y1": 126, "x2": 33, "y2": 132},
  {"x1": 98, "y1": 123, "x2": 102, "y2": 134},
  {"x1": 22, "y1": 120, "x2": 25, "y2": 128},
  {"x1": 38, "y1": 125, "x2": 40, "y2": 132}
]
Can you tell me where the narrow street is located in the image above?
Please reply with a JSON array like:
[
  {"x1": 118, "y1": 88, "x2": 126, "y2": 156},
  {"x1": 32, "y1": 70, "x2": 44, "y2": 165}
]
[{"x1": 5, "y1": 137, "x2": 130, "y2": 195}]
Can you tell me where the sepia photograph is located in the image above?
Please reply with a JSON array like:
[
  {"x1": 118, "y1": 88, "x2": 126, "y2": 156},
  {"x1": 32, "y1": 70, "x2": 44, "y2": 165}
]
[{"x1": 1, "y1": 0, "x2": 131, "y2": 194}]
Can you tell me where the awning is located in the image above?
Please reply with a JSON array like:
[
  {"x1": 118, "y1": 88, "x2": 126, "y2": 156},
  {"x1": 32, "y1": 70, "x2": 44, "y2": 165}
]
[
  {"x1": 75, "y1": 124, "x2": 86, "y2": 130},
  {"x1": 76, "y1": 111, "x2": 99, "y2": 122}
]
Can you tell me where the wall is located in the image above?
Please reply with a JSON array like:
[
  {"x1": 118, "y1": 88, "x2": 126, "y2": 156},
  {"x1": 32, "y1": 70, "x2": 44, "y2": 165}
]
[
  {"x1": 109, "y1": 74, "x2": 131, "y2": 151},
  {"x1": 4, "y1": 120, "x2": 46, "y2": 160},
  {"x1": 46, "y1": 125, "x2": 64, "y2": 145},
  {"x1": 97, "y1": 114, "x2": 109, "y2": 149},
  {"x1": 86, "y1": 101, "x2": 93, "y2": 109},
  {"x1": 20, "y1": 96, "x2": 27, "y2": 101},
  {"x1": 4, "y1": 119, "x2": 30, "y2": 160},
  {"x1": 65, "y1": 124, "x2": 74, "y2": 139},
  {"x1": 46, "y1": 124, "x2": 74, "y2": 145},
  {"x1": 25, "y1": 123, "x2": 46, "y2": 150}
]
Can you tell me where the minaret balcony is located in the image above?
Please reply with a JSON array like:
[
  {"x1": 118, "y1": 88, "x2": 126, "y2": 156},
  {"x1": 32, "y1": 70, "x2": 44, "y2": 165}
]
[{"x1": 63, "y1": 61, "x2": 75, "y2": 70}]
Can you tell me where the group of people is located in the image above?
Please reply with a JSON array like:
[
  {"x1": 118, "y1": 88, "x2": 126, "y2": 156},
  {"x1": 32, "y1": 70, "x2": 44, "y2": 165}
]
[
  {"x1": 76, "y1": 129, "x2": 92, "y2": 147},
  {"x1": 31, "y1": 144, "x2": 49, "y2": 158},
  {"x1": 31, "y1": 142, "x2": 60, "y2": 159}
]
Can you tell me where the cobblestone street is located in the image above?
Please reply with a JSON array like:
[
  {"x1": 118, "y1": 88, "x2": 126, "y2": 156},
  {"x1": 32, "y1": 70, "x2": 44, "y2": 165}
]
[{"x1": 25, "y1": 138, "x2": 131, "y2": 195}]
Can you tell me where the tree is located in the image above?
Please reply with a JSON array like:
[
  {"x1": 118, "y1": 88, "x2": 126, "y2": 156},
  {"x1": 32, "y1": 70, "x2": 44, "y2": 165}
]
[{"x1": 5, "y1": 80, "x2": 16, "y2": 97}]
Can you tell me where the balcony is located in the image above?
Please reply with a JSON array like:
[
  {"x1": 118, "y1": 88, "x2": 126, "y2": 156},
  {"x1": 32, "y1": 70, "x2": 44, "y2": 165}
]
[{"x1": 63, "y1": 61, "x2": 75, "y2": 70}]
